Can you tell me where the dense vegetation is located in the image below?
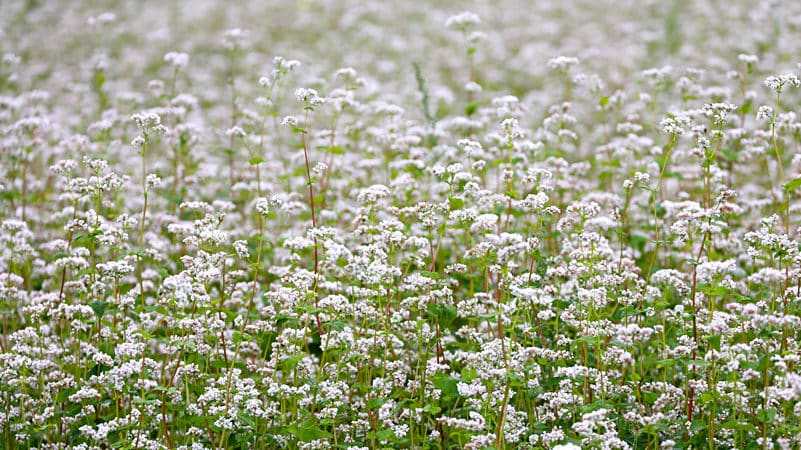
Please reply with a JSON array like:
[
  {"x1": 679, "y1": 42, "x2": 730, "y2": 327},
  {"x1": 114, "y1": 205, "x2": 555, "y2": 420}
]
[{"x1": 3, "y1": 1, "x2": 801, "y2": 448}]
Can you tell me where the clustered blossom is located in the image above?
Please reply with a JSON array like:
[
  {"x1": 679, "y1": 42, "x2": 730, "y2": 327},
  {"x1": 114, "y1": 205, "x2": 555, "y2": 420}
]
[
  {"x1": 131, "y1": 111, "x2": 162, "y2": 130},
  {"x1": 764, "y1": 73, "x2": 801, "y2": 92},
  {"x1": 547, "y1": 56, "x2": 581, "y2": 71},
  {"x1": 757, "y1": 105, "x2": 774, "y2": 120},
  {"x1": 660, "y1": 114, "x2": 691, "y2": 134},
  {"x1": 164, "y1": 51, "x2": 190, "y2": 69},
  {"x1": 295, "y1": 88, "x2": 325, "y2": 107},
  {"x1": 445, "y1": 11, "x2": 481, "y2": 29}
]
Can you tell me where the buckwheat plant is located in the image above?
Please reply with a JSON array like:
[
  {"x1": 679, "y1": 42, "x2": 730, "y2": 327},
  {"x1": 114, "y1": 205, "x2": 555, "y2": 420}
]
[{"x1": 4, "y1": 1, "x2": 801, "y2": 450}]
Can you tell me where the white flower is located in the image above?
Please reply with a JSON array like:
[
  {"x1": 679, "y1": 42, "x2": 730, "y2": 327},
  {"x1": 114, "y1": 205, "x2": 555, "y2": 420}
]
[
  {"x1": 660, "y1": 115, "x2": 691, "y2": 135},
  {"x1": 547, "y1": 56, "x2": 580, "y2": 71},
  {"x1": 312, "y1": 162, "x2": 328, "y2": 176},
  {"x1": 281, "y1": 115, "x2": 298, "y2": 127},
  {"x1": 130, "y1": 136, "x2": 145, "y2": 149},
  {"x1": 254, "y1": 198, "x2": 270, "y2": 216},
  {"x1": 295, "y1": 88, "x2": 325, "y2": 107},
  {"x1": 643, "y1": 66, "x2": 673, "y2": 84},
  {"x1": 357, "y1": 184, "x2": 390, "y2": 203},
  {"x1": 87, "y1": 12, "x2": 116, "y2": 27},
  {"x1": 757, "y1": 105, "x2": 773, "y2": 121},
  {"x1": 2, "y1": 53, "x2": 21, "y2": 65},
  {"x1": 164, "y1": 51, "x2": 189, "y2": 69},
  {"x1": 553, "y1": 443, "x2": 582, "y2": 450},
  {"x1": 97, "y1": 260, "x2": 134, "y2": 278},
  {"x1": 225, "y1": 126, "x2": 246, "y2": 138},
  {"x1": 738, "y1": 53, "x2": 759, "y2": 65},
  {"x1": 223, "y1": 28, "x2": 248, "y2": 49},
  {"x1": 272, "y1": 55, "x2": 301, "y2": 73},
  {"x1": 445, "y1": 11, "x2": 481, "y2": 29},
  {"x1": 764, "y1": 74, "x2": 800, "y2": 93},
  {"x1": 702, "y1": 102, "x2": 737, "y2": 125},
  {"x1": 467, "y1": 31, "x2": 487, "y2": 43},
  {"x1": 464, "y1": 81, "x2": 482, "y2": 93},
  {"x1": 131, "y1": 112, "x2": 161, "y2": 130},
  {"x1": 334, "y1": 67, "x2": 358, "y2": 80},
  {"x1": 233, "y1": 240, "x2": 250, "y2": 259},
  {"x1": 457, "y1": 139, "x2": 483, "y2": 156},
  {"x1": 145, "y1": 174, "x2": 162, "y2": 191}
]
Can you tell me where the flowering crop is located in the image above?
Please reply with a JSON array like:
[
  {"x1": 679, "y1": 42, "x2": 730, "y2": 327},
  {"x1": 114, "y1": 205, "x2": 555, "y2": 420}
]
[{"x1": 3, "y1": 1, "x2": 801, "y2": 449}]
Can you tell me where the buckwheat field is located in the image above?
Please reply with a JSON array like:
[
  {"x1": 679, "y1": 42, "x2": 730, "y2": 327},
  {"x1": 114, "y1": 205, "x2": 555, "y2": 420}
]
[{"x1": 5, "y1": 0, "x2": 801, "y2": 449}]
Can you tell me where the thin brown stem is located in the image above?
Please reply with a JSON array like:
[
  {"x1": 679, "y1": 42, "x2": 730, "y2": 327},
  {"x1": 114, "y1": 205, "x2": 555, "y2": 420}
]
[{"x1": 301, "y1": 110, "x2": 323, "y2": 336}]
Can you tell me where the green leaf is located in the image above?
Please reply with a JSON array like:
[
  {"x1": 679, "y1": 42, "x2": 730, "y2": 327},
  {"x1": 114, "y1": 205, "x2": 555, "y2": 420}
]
[
  {"x1": 690, "y1": 420, "x2": 707, "y2": 433},
  {"x1": 757, "y1": 407, "x2": 776, "y2": 424},
  {"x1": 280, "y1": 355, "x2": 302, "y2": 372},
  {"x1": 90, "y1": 300, "x2": 108, "y2": 318},
  {"x1": 461, "y1": 368, "x2": 478, "y2": 382},
  {"x1": 449, "y1": 196, "x2": 464, "y2": 211},
  {"x1": 92, "y1": 69, "x2": 106, "y2": 89},
  {"x1": 419, "y1": 271, "x2": 440, "y2": 280},
  {"x1": 465, "y1": 102, "x2": 478, "y2": 116},
  {"x1": 326, "y1": 320, "x2": 345, "y2": 332},
  {"x1": 740, "y1": 99, "x2": 753, "y2": 115},
  {"x1": 249, "y1": 157, "x2": 264, "y2": 165},
  {"x1": 431, "y1": 375, "x2": 459, "y2": 396},
  {"x1": 324, "y1": 145, "x2": 345, "y2": 155},
  {"x1": 783, "y1": 177, "x2": 801, "y2": 192},
  {"x1": 722, "y1": 148, "x2": 739, "y2": 163},
  {"x1": 759, "y1": 354, "x2": 770, "y2": 372},
  {"x1": 210, "y1": 359, "x2": 228, "y2": 369},
  {"x1": 706, "y1": 334, "x2": 721, "y2": 352},
  {"x1": 698, "y1": 284, "x2": 728, "y2": 296},
  {"x1": 376, "y1": 429, "x2": 395, "y2": 441},
  {"x1": 295, "y1": 420, "x2": 330, "y2": 442},
  {"x1": 599, "y1": 96, "x2": 610, "y2": 108},
  {"x1": 233, "y1": 331, "x2": 252, "y2": 344},
  {"x1": 628, "y1": 234, "x2": 648, "y2": 252},
  {"x1": 427, "y1": 303, "x2": 457, "y2": 328}
]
